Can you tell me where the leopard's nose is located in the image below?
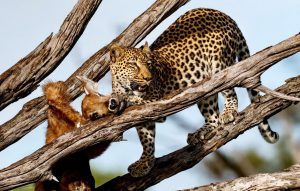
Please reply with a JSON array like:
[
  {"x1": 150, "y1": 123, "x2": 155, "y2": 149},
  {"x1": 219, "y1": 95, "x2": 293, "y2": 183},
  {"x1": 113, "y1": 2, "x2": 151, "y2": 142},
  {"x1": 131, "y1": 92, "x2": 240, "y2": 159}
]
[
  {"x1": 143, "y1": 76, "x2": 152, "y2": 81},
  {"x1": 138, "y1": 84, "x2": 147, "y2": 91}
]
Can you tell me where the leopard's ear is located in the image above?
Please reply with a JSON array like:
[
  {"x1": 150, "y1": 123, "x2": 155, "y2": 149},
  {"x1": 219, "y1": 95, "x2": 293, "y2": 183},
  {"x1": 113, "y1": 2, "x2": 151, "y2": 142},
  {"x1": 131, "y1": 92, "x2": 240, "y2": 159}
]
[
  {"x1": 142, "y1": 41, "x2": 151, "y2": 54},
  {"x1": 110, "y1": 43, "x2": 123, "y2": 62}
]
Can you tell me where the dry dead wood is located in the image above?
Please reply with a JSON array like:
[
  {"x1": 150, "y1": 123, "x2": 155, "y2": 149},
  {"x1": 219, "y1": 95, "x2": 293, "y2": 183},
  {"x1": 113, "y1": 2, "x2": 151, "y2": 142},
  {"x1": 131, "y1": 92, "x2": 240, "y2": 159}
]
[{"x1": 0, "y1": 32, "x2": 299, "y2": 190}]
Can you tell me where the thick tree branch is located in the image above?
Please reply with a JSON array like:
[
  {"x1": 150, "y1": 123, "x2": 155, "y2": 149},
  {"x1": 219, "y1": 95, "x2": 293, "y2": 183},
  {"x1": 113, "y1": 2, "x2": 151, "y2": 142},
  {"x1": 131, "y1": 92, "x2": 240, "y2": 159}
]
[
  {"x1": 180, "y1": 164, "x2": 300, "y2": 191},
  {"x1": 0, "y1": 0, "x2": 190, "y2": 151},
  {"x1": 0, "y1": 32, "x2": 299, "y2": 189},
  {"x1": 0, "y1": 0, "x2": 103, "y2": 111}
]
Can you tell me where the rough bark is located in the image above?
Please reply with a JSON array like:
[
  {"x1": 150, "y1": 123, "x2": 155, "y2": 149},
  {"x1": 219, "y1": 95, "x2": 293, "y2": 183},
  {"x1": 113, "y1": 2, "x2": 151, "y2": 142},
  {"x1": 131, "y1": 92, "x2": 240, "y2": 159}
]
[
  {"x1": 0, "y1": 32, "x2": 299, "y2": 189},
  {"x1": 180, "y1": 164, "x2": 300, "y2": 191},
  {"x1": 0, "y1": 0, "x2": 190, "y2": 151},
  {"x1": 0, "y1": 0, "x2": 103, "y2": 111}
]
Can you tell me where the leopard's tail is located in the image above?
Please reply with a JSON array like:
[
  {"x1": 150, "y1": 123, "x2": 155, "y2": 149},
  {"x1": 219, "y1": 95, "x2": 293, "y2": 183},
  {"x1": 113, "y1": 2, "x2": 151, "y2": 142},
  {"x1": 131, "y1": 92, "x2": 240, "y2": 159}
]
[
  {"x1": 237, "y1": 37, "x2": 279, "y2": 144},
  {"x1": 247, "y1": 89, "x2": 279, "y2": 143}
]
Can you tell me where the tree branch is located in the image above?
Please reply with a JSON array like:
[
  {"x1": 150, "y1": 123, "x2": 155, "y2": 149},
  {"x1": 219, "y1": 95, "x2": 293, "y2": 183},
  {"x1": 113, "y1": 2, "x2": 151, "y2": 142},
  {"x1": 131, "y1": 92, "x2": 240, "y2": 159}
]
[
  {"x1": 180, "y1": 164, "x2": 300, "y2": 191},
  {"x1": 0, "y1": 32, "x2": 299, "y2": 189},
  {"x1": 0, "y1": 0, "x2": 191, "y2": 151},
  {"x1": 0, "y1": 0, "x2": 103, "y2": 111}
]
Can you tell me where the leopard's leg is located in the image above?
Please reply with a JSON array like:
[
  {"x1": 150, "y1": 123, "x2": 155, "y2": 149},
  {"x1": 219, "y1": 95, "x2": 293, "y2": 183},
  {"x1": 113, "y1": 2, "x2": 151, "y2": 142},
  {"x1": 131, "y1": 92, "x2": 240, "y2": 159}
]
[
  {"x1": 187, "y1": 94, "x2": 220, "y2": 145},
  {"x1": 128, "y1": 122, "x2": 156, "y2": 177},
  {"x1": 209, "y1": 53, "x2": 238, "y2": 125},
  {"x1": 220, "y1": 88, "x2": 238, "y2": 124}
]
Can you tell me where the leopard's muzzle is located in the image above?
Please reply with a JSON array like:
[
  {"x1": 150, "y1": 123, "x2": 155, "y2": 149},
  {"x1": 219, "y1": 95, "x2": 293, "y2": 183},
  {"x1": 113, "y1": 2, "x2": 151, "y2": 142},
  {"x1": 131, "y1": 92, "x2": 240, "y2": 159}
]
[{"x1": 129, "y1": 80, "x2": 151, "y2": 92}]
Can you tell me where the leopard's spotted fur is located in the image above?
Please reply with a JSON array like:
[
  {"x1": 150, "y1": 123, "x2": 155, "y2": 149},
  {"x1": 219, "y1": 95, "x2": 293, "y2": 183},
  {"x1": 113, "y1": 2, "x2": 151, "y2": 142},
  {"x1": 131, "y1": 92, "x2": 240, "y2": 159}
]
[{"x1": 109, "y1": 8, "x2": 279, "y2": 177}]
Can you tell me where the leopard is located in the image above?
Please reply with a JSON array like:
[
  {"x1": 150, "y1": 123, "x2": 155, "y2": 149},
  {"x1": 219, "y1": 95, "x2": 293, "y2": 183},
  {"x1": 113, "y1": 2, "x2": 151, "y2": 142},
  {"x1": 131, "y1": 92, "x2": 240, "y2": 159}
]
[{"x1": 108, "y1": 8, "x2": 279, "y2": 177}]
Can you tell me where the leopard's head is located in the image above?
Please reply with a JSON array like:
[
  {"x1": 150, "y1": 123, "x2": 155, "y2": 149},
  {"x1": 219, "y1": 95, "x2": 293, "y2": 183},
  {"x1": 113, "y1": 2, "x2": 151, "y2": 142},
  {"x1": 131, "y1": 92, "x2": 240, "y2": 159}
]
[{"x1": 109, "y1": 42, "x2": 153, "y2": 95}]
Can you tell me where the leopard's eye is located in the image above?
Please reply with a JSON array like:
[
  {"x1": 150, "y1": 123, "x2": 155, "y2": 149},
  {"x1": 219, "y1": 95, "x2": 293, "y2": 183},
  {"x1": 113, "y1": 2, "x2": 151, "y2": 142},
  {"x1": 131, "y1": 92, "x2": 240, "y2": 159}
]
[{"x1": 128, "y1": 62, "x2": 138, "y2": 70}]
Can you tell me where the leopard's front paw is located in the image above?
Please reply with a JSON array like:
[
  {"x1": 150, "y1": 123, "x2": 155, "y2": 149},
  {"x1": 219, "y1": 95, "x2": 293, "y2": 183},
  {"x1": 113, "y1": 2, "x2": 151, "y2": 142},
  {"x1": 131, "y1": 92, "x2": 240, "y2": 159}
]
[
  {"x1": 187, "y1": 125, "x2": 216, "y2": 146},
  {"x1": 128, "y1": 157, "x2": 155, "y2": 177},
  {"x1": 187, "y1": 132, "x2": 199, "y2": 146},
  {"x1": 220, "y1": 110, "x2": 238, "y2": 124}
]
